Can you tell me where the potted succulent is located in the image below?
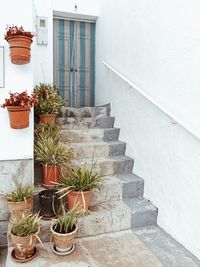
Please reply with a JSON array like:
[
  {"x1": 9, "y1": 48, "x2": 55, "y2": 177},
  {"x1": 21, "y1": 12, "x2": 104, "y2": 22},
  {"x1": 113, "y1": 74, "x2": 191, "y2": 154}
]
[
  {"x1": 34, "y1": 83, "x2": 63, "y2": 123},
  {"x1": 39, "y1": 189, "x2": 60, "y2": 219},
  {"x1": 51, "y1": 207, "x2": 78, "y2": 255},
  {"x1": 57, "y1": 164, "x2": 103, "y2": 211},
  {"x1": 5, "y1": 25, "x2": 34, "y2": 64},
  {"x1": 34, "y1": 135, "x2": 73, "y2": 187},
  {"x1": 1, "y1": 91, "x2": 38, "y2": 129},
  {"x1": 1, "y1": 185, "x2": 36, "y2": 219},
  {"x1": 10, "y1": 213, "x2": 41, "y2": 262}
]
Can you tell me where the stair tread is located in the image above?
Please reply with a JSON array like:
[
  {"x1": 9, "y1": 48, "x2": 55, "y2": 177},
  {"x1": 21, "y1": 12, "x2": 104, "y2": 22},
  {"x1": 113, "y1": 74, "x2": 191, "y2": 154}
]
[
  {"x1": 123, "y1": 197, "x2": 158, "y2": 213},
  {"x1": 60, "y1": 127, "x2": 120, "y2": 132},
  {"x1": 69, "y1": 140, "x2": 126, "y2": 147},
  {"x1": 72, "y1": 155, "x2": 133, "y2": 163}
]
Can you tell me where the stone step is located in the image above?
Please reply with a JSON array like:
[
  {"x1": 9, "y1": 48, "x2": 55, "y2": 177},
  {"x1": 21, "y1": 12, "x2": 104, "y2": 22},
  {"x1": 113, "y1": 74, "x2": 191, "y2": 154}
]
[
  {"x1": 69, "y1": 141, "x2": 126, "y2": 159},
  {"x1": 60, "y1": 105, "x2": 111, "y2": 118},
  {"x1": 60, "y1": 128, "x2": 120, "y2": 143},
  {"x1": 72, "y1": 156, "x2": 134, "y2": 176},
  {"x1": 123, "y1": 197, "x2": 158, "y2": 228},
  {"x1": 57, "y1": 117, "x2": 115, "y2": 130},
  {"x1": 0, "y1": 220, "x2": 8, "y2": 247},
  {"x1": 39, "y1": 200, "x2": 131, "y2": 242},
  {"x1": 33, "y1": 174, "x2": 144, "y2": 211}
]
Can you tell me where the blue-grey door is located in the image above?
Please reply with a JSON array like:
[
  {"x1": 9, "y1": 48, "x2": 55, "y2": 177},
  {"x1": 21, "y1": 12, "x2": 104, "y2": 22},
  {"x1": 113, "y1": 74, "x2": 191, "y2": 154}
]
[{"x1": 53, "y1": 19, "x2": 95, "y2": 107}]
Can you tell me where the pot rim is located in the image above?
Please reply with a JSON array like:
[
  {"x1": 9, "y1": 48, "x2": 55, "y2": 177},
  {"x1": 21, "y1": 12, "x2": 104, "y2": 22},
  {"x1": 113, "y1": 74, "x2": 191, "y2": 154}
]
[
  {"x1": 39, "y1": 114, "x2": 57, "y2": 117},
  {"x1": 7, "y1": 35, "x2": 33, "y2": 41},
  {"x1": 8, "y1": 197, "x2": 33, "y2": 204},
  {"x1": 68, "y1": 190, "x2": 91, "y2": 194},
  {"x1": 51, "y1": 223, "x2": 77, "y2": 237},
  {"x1": 6, "y1": 106, "x2": 30, "y2": 111},
  {"x1": 39, "y1": 189, "x2": 58, "y2": 198}
]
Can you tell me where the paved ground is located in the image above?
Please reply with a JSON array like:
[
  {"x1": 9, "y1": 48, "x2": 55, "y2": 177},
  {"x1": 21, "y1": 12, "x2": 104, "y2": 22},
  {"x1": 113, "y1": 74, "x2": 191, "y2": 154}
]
[
  {"x1": 4, "y1": 230, "x2": 163, "y2": 267},
  {"x1": 0, "y1": 248, "x2": 7, "y2": 267}
]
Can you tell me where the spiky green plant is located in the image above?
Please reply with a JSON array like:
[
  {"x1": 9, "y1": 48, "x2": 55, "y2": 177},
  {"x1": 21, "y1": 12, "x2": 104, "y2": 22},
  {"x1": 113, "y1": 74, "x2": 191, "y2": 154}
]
[
  {"x1": 57, "y1": 164, "x2": 103, "y2": 198},
  {"x1": 34, "y1": 121, "x2": 60, "y2": 140},
  {"x1": 11, "y1": 213, "x2": 41, "y2": 237},
  {"x1": 35, "y1": 135, "x2": 73, "y2": 166},
  {"x1": 52, "y1": 207, "x2": 77, "y2": 234},
  {"x1": 2, "y1": 185, "x2": 36, "y2": 202}
]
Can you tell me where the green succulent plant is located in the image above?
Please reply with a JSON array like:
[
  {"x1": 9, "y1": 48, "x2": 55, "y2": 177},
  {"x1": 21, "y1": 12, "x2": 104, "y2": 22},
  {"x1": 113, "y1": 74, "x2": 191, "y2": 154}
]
[
  {"x1": 34, "y1": 83, "x2": 63, "y2": 115},
  {"x1": 11, "y1": 213, "x2": 41, "y2": 237},
  {"x1": 2, "y1": 185, "x2": 36, "y2": 202}
]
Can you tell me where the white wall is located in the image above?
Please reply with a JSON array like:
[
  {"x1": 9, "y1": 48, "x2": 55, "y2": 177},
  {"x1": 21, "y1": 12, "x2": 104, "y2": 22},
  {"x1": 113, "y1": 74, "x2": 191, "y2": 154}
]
[
  {"x1": 0, "y1": 0, "x2": 33, "y2": 160},
  {"x1": 95, "y1": 0, "x2": 200, "y2": 259},
  {"x1": 33, "y1": 0, "x2": 99, "y2": 85}
]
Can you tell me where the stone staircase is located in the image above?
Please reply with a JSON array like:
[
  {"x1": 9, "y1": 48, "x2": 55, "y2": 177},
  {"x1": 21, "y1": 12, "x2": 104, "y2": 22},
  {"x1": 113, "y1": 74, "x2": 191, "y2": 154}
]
[{"x1": 5, "y1": 105, "x2": 158, "y2": 266}]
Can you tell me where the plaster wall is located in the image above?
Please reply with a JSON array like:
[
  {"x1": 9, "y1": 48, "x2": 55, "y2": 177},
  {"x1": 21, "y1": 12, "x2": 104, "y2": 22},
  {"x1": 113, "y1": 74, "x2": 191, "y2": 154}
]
[
  {"x1": 0, "y1": 0, "x2": 34, "y2": 161},
  {"x1": 95, "y1": 0, "x2": 200, "y2": 259}
]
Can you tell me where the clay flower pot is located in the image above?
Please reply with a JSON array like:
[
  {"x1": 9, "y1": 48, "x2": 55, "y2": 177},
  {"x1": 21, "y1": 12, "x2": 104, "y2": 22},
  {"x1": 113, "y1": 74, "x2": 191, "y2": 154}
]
[
  {"x1": 51, "y1": 224, "x2": 77, "y2": 254},
  {"x1": 67, "y1": 191, "x2": 91, "y2": 211},
  {"x1": 11, "y1": 229, "x2": 39, "y2": 260},
  {"x1": 7, "y1": 35, "x2": 32, "y2": 65},
  {"x1": 7, "y1": 106, "x2": 30, "y2": 129},
  {"x1": 39, "y1": 114, "x2": 56, "y2": 124},
  {"x1": 42, "y1": 164, "x2": 60, "y2": 187},
  {"x1": 39, "y1": 189, "x2": 60, "y2": 219},
  {"x1": 8, "y1": 198, "x2": 33, "y2": 219}
]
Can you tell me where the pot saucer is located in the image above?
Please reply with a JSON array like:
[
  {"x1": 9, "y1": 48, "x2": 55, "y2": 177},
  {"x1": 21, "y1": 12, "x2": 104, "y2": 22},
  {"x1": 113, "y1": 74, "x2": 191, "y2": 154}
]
[
  {"x1": 11, "y1": 247, "x2": 39, "y2": 263},
  {"x1": 51, "y1": 244, "x2": 75, "y2": 256}
]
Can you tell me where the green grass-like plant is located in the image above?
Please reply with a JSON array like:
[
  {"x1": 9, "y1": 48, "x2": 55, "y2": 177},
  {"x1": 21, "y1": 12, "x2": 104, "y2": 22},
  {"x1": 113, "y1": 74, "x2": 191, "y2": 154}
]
[
  {"x1": 11, "y1": 213, "x2": 41, "y2": 237},
  {"x1": 34, "y1": 83, "x2": 63, "y2": 115},
  {"x1": 34, "y1": 121, "x2": 60, "y2": 140},
  {"x1": 52, "y1": 207, "x2": 77, "y2": 234},
  {"x1": 57, "y1": 164, "x2": 103, "y2": 197},
  {"x1": 34, "y1": 135, "x2": 73, "y2": 166},
  {"x1": 2, "y1": 185, "x2": 36, "y2": 202}
]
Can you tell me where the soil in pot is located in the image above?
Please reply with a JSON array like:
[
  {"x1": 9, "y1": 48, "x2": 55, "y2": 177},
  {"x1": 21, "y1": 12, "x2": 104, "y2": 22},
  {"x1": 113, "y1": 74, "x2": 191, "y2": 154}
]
[
  {"x1": 11, "y1": 230, "x2": 38, "y2": 260},
  {"x1": 7, "y1": 106, "x2": 30, "y2": 129},
  {"x1": 8, "y1": 198, "x2": 33, "y2": 219},
  {"x1": 39, "y1": 189, "x2": 60, "y2": 219},
  {"x1": 39, "y1": 114, "x2": 56, "y2": 124},
  {"x1": 67, "y1": 191, "x2": 91, "y2": 211},
  {"x1": 42, "y1": 164, "x2": 60, "y2": 187},
  {"x1": 51, "y1": 224, "x2": 77, "y2": 254}
]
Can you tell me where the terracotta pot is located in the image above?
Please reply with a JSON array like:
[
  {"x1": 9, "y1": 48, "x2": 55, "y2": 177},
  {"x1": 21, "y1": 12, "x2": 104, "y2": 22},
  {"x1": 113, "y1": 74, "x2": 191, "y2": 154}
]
[
  {"x1": 11, "y1": 229, "x2": 39, "y2": 260},
  {"x1": 39, "y1": 114, "x2": 56, "y2": 124},
  {"x1": 51, "y1": 224, "x2": 77, "y2": 254},
  {"x1": 42, "y1": 164, "x2": 60, "y2": 187},
  {"x1": 7, "y1": 35, "x2": 32, "y2": 65},
  {"x1": 8, "y1": 198, "x2": 33, "y2": 219},
  {"x1": 67, "y1": 191, "x2": 91, "y2": 211},
  {"x1": 7, "y1": 106, "x2": 30, "y2": 129}
]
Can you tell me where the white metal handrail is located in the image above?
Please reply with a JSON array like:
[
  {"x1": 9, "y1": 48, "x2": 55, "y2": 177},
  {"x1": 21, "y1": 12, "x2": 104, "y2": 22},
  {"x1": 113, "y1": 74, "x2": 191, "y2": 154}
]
[{"x1": 103, "y1": 61, "x2": 200, "y2": 140}]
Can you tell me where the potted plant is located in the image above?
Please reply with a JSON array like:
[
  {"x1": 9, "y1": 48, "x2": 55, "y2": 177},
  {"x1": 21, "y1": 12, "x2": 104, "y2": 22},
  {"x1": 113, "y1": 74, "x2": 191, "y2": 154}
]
[
  {"x1": 10, "y1": 213, "x2": 41, "y2": 262},
  {"x1": 34, "y1": 83, "x2": 63, "y2": 123},
  {"x1": 1, "y1": 185, "x2": 36, "y2": 219},
  {"x1": 1, "y1": 91, "x2": 38, "y2": 129},
  {"x1": 5, "y1": 25, "x2": 34, "y2": 64},
  {"x1": 34, "y1": 135, "x2": 73, "y2": 187},
  {"x1": 34, "y1": 121, "x2": 60, "y2": 140},
  {"x1": 39, "y1": 189, "x2": 60, "y2": 219},
  {"x1": 51, "y1": 207, "x2": 78, "y2": 255},
  {"x1": 57, "y1": 164, "x2": 103, "y2": 211}
]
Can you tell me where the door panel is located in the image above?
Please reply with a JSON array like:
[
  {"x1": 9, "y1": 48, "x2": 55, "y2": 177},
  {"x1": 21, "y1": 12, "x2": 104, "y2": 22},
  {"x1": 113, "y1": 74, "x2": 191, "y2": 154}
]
[{"x1": 53, "y1": 19, "x2": 95, "y2": 107}]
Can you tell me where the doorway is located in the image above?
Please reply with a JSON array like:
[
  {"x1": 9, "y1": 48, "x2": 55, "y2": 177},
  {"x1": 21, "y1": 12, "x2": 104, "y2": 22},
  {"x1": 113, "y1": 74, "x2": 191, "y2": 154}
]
[{"x1": 53, "y1": 17, "x2": 96, "y2": 107}]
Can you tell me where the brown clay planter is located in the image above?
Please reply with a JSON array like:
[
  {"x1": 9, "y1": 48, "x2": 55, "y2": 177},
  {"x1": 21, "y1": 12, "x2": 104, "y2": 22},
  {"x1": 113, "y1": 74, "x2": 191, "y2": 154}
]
[
  {"x1": 7, "y1": 35, "x2": 32, "y2": 65},
  {"x1": 51, "y1": 224, "x2": 77, "y2": 254},
  {"x1": 39, "y1": 114, "x2": 56, "y2": 124},
  {"x1": 11, "y1": 229, "x2": 39, "y2": 260},
  {"x1": 8, "y1": 198, "x2": 33, "y2": 219},
  {"x1": 67, "y1": 191, "x2": 91, "y2": 211},
  {"x1": 7, "y1": 106, "x2": 30, "y2": 129},
  {"x1": 42, "y1": 164, "x2": 60, "y2": 187}
]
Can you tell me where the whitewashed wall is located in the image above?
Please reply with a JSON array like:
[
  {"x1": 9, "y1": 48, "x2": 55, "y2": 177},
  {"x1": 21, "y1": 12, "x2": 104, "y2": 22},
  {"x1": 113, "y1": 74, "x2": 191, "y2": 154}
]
[
  {"x1": 95, "y1": 0, "x2": 200, "y2": 260},
  {"x1": 0, "y1": 0, "x2": 33, "y2": 160},
  {"x1": 33, "y1": 0, "x2": 99, "y2": 85}
]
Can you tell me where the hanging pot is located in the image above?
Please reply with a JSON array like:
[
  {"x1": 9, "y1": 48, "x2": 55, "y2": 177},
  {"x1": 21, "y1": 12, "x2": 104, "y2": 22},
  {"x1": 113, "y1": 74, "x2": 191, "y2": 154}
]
[
  {"x1": 39, "y1": 114, "x2": 56, "y2": 124},
  {"x1": 67, "y1": 191, "x2": 91, "y2": 211},
  {"x1": 7, "y1": 35, "x2": 32, "y2": 65},
  {"x1": 7, "y1": 106, "x2": 30, "y2": 129},
  {"x1": 39, "y1": 189, "x2": 60, "y2": 219},
  {"x1": 42, "y1": 164, "x2": 60, "y2": 187},
  {"x1": 7, "y1": 198, "x2": 33, "y2": 219}
]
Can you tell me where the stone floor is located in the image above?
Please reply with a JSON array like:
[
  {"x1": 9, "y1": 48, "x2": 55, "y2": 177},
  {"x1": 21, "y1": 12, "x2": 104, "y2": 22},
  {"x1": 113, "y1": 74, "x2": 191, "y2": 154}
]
[{"x1": 4, "y1": 230, "x2": 164, "y2": 267}]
